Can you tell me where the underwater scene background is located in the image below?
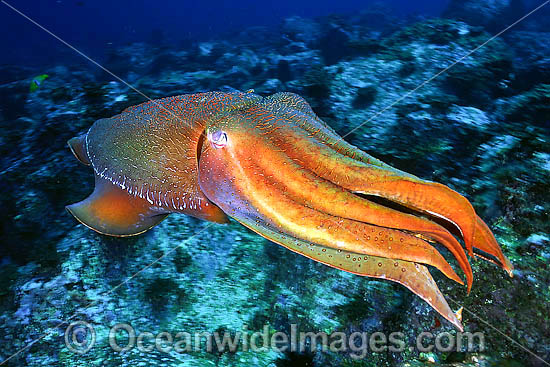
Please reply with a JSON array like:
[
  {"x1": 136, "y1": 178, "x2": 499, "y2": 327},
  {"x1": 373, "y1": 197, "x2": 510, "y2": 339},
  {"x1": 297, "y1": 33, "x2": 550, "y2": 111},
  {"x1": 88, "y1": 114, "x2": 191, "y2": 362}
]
[{"x1": 0, "y1": 0, "x2": 549, "y2": 366}]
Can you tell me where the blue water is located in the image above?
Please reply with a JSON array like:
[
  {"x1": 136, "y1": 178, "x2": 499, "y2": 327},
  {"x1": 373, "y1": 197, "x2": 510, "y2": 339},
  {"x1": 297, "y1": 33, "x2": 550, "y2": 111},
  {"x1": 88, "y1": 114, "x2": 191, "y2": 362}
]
[{"x1": 1, "y1": 0, "x2": 449, "y2": 66}]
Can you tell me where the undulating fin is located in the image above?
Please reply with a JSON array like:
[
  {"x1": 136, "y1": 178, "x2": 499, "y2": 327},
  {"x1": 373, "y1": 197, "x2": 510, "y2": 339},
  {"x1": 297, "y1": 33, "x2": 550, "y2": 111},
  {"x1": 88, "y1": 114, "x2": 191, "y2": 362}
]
[
  {"x1": 240, "y1": 218, "x2": 464, "y2": 331},
  {"x1": 66, "y1": 174, "x2": 168, "y2": 236},
  {"x1": 83, "y1": 93, "x2": 255, "y2": 225},
  {"x1": 68, "y1": 134, "x2": 91, "y2": 166}
]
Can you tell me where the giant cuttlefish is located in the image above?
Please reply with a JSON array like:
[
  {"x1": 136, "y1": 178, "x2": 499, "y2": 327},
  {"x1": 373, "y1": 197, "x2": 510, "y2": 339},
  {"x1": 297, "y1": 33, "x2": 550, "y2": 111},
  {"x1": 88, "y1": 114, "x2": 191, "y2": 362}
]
[{"x1": 67, "y1": 91, "x2": 513, "y2": 330}]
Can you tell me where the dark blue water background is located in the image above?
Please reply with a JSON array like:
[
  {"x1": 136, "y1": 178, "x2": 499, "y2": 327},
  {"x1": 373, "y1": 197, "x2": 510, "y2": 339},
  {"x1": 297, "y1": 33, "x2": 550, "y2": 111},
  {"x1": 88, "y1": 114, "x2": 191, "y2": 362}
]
[{"x1": 1, "y1": 0, "x2": 450, "y2": 67}]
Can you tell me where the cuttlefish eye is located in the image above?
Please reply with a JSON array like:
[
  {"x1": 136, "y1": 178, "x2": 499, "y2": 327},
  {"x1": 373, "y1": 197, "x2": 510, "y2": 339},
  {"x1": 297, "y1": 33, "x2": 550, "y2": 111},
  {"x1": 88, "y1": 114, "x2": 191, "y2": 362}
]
[{"x1": 208, "y1": 130, "x2": 228, "y2": 149}]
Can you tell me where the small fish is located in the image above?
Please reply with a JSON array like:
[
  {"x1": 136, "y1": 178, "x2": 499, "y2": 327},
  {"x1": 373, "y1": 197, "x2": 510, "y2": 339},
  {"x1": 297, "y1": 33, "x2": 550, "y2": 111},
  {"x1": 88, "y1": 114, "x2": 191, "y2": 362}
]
[{"x1": 29, "y1": 74, "x2": 49, "y2": 92}]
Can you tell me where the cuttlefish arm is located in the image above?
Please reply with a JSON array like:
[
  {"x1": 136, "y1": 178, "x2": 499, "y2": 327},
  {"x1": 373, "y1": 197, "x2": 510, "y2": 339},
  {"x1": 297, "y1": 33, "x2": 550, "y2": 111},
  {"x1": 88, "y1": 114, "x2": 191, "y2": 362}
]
[
  {"x1": 198, "y1": 123, "x2": 463, "y2": 330},
  {"x1": 266, "y1": 93, "x2": 512, "y2": 275},
  {"x1": 196, "y1": 93, "x2": 513, "y2": 329},
  {"x1": 227, "y1": 193, "x2": 463, "y2": 330}
]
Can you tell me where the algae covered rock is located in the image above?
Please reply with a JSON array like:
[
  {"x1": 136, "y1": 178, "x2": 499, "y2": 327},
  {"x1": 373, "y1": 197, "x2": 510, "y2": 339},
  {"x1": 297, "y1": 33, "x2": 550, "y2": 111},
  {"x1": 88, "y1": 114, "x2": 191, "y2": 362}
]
[
  {"x1": 495, "y1": 84, "x2": 550, "y2": 124},
  {"x1": 442, "y1": 0, "x2": 525, "y2": 32}
]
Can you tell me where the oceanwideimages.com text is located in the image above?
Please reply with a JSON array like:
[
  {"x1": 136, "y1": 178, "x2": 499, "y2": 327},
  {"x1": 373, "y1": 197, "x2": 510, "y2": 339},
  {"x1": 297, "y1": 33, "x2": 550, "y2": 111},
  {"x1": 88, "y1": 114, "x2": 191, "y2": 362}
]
[{"x1": 65, "y1": 321, "x2": 485, "y2": 359}]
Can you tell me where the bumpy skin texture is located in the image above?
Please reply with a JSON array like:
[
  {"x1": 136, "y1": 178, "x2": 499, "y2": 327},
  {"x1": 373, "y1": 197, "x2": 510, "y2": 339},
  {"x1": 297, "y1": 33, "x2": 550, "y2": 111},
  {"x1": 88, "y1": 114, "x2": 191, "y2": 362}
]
[{"x1": 67, "y1": 91, "x2": 513, "y2": 330}]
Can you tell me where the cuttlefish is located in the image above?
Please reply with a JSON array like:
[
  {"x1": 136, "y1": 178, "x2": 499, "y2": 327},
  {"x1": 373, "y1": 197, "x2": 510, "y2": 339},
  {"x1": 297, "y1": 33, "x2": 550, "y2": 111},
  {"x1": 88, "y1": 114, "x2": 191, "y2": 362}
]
[{"x1": 67, "y1": 91, "x2": 513, "y2": 330}]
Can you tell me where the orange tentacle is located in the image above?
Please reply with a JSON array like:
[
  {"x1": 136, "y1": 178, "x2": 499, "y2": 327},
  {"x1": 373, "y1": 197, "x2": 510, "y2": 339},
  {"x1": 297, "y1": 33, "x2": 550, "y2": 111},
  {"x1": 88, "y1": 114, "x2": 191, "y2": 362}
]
[
  {"x1": 252, "y1": 140, "x2": 474, "y2": 290},
  {"x1": 271, "y1": 127, "x2": 478, "y2": 257},
  {"x1": 199, "y1": 137, "x2": 463, "y2": 285},
  {"x1": 473, "y1": 216, "x2": 514, "y2": 276},
  {"x1": 239, "y1": 218, "x2": 464, "y2": 331}
]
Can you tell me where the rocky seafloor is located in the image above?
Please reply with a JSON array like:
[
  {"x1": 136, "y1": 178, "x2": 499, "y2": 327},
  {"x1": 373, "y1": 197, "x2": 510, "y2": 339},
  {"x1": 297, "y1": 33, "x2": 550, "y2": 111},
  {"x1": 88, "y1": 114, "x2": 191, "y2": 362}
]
[{"x1": 0, "y1": 1, "x2": 549, "y2": 366}]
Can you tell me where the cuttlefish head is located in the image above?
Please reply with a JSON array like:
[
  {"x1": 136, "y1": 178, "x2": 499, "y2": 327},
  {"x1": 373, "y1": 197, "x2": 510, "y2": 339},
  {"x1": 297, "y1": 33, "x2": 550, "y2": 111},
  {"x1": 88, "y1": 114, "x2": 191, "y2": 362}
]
[{"x1": 199, "y1": 112, "x2": 261, "y2": 219}]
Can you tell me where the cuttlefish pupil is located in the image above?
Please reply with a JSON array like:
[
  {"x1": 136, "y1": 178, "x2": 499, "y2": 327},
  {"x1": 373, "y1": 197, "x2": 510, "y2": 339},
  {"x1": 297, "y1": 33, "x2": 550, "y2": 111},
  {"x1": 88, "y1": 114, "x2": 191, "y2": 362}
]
[
  {"x1": 209, "y1": 130, "x2": 228, "y2": 149},
  {"x1": 65, "y1": 91, "x2": 514, "y2": 331}
]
